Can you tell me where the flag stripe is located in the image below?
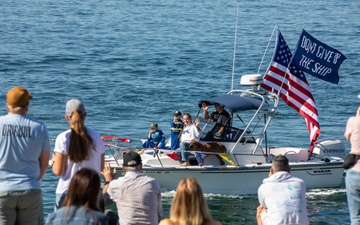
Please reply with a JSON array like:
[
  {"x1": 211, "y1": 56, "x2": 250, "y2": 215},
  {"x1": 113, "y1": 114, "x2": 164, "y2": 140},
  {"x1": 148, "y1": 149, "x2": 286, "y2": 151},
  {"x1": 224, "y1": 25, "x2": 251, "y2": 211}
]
[{"x1": 264, "y1": 69, "x2": 319, "y2": 123}]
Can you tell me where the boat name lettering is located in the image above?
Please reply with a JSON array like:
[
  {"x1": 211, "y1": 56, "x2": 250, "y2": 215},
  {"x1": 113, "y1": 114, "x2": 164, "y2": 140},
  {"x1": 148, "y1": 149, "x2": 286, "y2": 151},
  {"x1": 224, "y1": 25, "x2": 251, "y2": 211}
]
[
  {"x1": 323, "y1": 149, "x2": 344, "y2": 153},
  {"x1": 312, "y1": 169, "x2": 331, "y2": 174},
  {"x1": 144, "y1": 171, "x2": 161, "y2": 174}
]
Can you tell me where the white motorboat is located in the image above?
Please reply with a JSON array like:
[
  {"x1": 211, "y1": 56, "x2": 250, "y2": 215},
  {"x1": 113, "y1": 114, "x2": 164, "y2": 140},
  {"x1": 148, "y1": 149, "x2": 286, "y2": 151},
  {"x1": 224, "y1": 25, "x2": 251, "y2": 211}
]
[{"x1": 104, "y1": 74, "x2": 345, "y2": 195}]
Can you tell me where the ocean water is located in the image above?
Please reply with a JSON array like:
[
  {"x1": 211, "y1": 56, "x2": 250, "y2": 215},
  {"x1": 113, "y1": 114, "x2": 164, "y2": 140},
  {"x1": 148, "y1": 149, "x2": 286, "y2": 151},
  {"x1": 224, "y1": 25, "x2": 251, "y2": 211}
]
[{"x1": 1, "y1": 0, "x2": 359, "y2": 224}]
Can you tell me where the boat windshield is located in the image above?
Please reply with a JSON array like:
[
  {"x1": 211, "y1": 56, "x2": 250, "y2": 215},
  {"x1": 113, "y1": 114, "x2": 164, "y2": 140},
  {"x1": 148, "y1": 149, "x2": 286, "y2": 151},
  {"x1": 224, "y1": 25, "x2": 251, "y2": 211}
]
[{"x1": 198, "y1": 118, "x2": 255, "y2": 143}]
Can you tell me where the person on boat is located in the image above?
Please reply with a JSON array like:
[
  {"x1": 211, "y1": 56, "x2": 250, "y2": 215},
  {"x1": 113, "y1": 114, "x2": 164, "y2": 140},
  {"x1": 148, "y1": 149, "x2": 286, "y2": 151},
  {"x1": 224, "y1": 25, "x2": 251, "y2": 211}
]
[
  {"x1": 0, "y1": 86, "x2": 51, "y2": 225},
  {"x1": 179, "y1": 113, "x2": 201, "y2": 166},
  {"x1": 52, "y1": 99, "x2": 105, "y2": 210},
  {"x1": 142, "y1": 123, "x2": 166, "y2": 149},
  {"x1": 202, "y1": 102, "x2": 230, "y2": 139},
  {"x1": 170, "y1": 110, "x2": 183, "y2": 150},
  {"x1": 45, "y1": 168, "x2": 109, "y2": 225},
  {"x1": 102, "y1": 152, "x2": 163, "y2": 225},
  {"x1": 344, "y1": 106, "x2": 360, "y2": 225},
  {"x1": 158, "y1": 177, "x2": 222, "y2": 225},
  {"x1": 256, "y1": 155, "x2": 309, "y2": 225}
]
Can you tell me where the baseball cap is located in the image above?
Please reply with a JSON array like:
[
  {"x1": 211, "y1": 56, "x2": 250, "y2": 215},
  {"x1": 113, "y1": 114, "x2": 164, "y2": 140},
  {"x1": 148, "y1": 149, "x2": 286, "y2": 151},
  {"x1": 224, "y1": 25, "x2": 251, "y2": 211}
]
[
  {"x1": 123, "y1": 152, "x2": 142, "y2": 167},
  {"x1": 66, "y1": 99, "x2": 86, "y2": 116},
  {"x1": 7, "y1": 86, "x2": 32, "y2": 107},
  {"x1": 173, "y1": 110, "x2": 182, "y2": 116}
]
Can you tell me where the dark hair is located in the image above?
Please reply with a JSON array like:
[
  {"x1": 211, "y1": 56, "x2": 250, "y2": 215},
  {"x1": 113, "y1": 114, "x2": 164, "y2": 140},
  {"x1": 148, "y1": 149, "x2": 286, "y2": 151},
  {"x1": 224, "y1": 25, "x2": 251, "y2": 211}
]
[
  {"x1": 62, "y1": 168, "x2": 101, "y2": 211},
  {"x1": 68, "y1": 110, "x2": 94, "y2": 162},
  {"x1": 183, "y1": 113, "x2": 192, "y2": 120},
  {"x1": 272, "y1": 155, "x2": 290, "y2": 172}
]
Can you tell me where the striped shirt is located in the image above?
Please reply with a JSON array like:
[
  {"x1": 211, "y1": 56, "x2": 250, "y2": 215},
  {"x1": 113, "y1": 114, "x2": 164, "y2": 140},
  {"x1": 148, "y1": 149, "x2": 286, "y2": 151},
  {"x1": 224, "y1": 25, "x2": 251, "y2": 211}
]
[{"x1": 107, "y1": 171, "x2": 163, "y2": 225}]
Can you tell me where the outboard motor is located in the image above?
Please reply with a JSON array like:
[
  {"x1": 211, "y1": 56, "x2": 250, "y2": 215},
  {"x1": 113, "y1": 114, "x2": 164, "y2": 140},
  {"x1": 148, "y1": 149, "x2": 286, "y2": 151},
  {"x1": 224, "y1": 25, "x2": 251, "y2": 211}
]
[{"x1": 312, "y1": 139, "x2": 346, "y2": 159}]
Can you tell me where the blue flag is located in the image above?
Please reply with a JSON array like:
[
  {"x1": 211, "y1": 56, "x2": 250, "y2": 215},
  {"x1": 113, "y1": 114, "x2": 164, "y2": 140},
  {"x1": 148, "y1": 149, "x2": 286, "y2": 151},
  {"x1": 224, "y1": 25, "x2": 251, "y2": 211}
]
[{"x1": 291, "y1": 29, "x2": 346, "y2": 84}]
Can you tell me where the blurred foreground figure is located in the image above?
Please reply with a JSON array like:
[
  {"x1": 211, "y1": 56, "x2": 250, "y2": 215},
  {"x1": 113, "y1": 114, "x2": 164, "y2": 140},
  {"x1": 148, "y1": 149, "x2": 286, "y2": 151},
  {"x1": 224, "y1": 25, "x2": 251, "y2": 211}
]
[
  {"x1": 344, "y1": 107, "x2": 360, "y2": 225},
  {"x1": 46, "y1": 168, "x2": 108, "y2": 225},
  {"x1": 159, "y1": 177, "x2": 222, "y2": 225}
]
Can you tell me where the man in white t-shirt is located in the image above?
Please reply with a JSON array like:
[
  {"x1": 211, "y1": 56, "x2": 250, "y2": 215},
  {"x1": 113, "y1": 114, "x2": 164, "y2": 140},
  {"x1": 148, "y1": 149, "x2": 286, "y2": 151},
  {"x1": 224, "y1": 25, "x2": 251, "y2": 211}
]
[
  {"x1": 257, "y1": 155, "x2": 309, "y2": 225},
  {"x1": 179, "y1": 113, "x2": 201, "y2": 166}
]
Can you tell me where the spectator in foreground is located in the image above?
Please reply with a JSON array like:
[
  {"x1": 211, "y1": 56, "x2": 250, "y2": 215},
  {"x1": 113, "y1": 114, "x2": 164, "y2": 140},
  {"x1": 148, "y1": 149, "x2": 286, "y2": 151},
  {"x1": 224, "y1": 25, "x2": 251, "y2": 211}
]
[
  {"x1": 257, "y1": 155, "x2": 309, "y2": 225},
  {"x1": 52, "y1": 99, "x2": 105, "y2": 209},
  {"x1": 159, "y1": 177, "x2": 222, "y2": 225},
  {"x1": 0, "y1": 86, "x2": 51, "y2": 225},
  {"x1": 344, "y1": 106, "x2": 360, "y2": 225},
  {"x1": 45, "y1": 168, "x2": 108, "y2": 225},
  {"x1": 102, "y1": 152, "x2": 163, "y2": 225}
]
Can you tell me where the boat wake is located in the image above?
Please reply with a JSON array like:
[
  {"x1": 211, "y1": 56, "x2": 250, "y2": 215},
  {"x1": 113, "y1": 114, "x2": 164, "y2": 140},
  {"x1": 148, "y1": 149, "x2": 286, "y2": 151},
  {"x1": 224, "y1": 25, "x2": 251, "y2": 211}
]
[
  {"x1": 306, "y1": 188, "x2": 346, "y2": 198},
  {"x1": 161, "y1": 187, "x2": 346, "y2": 200}
]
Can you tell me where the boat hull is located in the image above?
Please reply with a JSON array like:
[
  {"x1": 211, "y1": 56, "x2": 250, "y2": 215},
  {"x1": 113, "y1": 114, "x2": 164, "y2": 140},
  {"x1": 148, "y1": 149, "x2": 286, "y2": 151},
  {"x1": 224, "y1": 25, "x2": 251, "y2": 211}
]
[{"x1": 111, "y1": 161, "x2": 344, "y2": 195}]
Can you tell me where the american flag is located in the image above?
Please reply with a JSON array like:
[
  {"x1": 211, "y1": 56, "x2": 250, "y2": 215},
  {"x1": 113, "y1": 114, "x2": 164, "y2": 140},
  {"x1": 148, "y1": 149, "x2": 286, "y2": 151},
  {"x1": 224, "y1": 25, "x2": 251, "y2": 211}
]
[{"x1": 261, "y1": 29, "x2": 320, "y2": 152}]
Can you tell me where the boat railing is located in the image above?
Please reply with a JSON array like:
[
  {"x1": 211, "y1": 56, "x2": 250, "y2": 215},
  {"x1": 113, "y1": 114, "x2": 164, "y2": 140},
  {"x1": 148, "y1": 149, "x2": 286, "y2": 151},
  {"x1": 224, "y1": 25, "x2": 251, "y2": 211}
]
[
  {"x1": 104, "y1": 137, "x2": 273, "y2": 167},
  {"x1": 226, "y1": 89, "x2": 279, "y2": 158}
]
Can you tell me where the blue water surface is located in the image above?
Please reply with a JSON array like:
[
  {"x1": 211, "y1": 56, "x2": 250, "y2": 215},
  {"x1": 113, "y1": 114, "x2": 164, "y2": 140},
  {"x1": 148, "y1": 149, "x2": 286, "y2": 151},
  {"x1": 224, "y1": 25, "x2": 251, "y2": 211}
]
[{"x1": 1, "y1": 0, "x2": 359, "y2": 224}]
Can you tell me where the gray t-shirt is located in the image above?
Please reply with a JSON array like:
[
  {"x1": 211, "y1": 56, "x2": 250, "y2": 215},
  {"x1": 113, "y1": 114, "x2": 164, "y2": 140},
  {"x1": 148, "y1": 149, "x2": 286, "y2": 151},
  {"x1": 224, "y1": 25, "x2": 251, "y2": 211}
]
[{"x1": 0, "y1": 114, "x2": 51, "y2": 191}]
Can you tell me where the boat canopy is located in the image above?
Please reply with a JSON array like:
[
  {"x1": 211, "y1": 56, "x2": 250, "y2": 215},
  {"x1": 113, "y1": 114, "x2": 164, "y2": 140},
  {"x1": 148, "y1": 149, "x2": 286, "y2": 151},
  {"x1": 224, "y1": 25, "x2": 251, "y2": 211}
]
[{"x1": 198, "y1": 94, "x2": 268, "y2": 113}]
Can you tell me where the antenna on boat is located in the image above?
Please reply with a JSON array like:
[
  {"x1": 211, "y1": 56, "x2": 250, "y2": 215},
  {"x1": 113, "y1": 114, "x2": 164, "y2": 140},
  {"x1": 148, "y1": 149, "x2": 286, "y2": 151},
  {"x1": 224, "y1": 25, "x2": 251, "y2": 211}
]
[
  {"x1": 231, "y1": 2, "x2": 240, "y2": 91},
  {"x1": 257, "y1": 24, "x2": 277, "y2": 75}
]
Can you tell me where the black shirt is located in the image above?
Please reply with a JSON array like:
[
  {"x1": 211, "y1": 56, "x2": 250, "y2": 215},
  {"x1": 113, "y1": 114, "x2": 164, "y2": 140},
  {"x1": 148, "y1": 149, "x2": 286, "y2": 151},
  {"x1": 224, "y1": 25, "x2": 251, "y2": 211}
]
[{"x1": 211, "y1": 110, "x2": 230, "y2": 125}]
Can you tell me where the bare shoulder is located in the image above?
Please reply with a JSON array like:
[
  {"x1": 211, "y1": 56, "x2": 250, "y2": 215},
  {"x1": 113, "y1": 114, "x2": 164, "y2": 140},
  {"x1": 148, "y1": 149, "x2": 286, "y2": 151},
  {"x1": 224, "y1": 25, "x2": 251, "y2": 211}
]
[
  {"x1": 205, "y1": 221, "x2": 222, "y2": 225},
  {"x1": 158, "y1": 219, "x2": 173, "y2": 225}
]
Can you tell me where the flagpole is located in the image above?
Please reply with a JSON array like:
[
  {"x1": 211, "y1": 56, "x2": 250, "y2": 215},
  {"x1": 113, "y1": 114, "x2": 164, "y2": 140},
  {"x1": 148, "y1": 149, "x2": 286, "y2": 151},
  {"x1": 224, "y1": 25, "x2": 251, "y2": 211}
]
[
  {"x1": 257, "y1": 24, "x2": 277, "y2": 75},
  {"x1": 231, "y1": 2, "x2": 240, "y2": 91}
]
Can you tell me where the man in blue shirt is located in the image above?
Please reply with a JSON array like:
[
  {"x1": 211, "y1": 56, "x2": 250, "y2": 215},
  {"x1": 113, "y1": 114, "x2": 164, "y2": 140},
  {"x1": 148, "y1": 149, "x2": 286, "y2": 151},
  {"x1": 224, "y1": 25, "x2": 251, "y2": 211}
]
[{"x1": 0, "y1": 86, "x2": 51, "y2": 225}]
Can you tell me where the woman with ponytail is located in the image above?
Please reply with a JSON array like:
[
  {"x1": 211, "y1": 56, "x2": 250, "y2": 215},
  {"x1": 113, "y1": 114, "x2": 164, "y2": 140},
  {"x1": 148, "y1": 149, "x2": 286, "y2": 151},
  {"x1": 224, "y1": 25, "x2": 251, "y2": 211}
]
[{"x1": 52, "y1": 99, "x2": 105, "y2": 210}]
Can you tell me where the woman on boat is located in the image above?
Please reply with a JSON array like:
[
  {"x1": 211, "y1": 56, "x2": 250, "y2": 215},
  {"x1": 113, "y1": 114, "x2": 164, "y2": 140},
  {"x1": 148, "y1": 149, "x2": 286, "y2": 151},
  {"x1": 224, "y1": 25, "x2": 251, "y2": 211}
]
[
  {"x1": 159, "y1": 177, "x2": 222, "y2": 225},
  {"x1": 46, "y1": 168, "x2": 109, "y2": 225},
  {"x1": 52, "y1": 99, "x2": 105, "y2": 210}
]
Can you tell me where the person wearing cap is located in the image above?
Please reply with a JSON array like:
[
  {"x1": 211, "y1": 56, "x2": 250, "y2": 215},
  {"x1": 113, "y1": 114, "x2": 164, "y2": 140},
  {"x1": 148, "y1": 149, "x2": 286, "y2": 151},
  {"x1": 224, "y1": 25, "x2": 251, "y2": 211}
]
[
  {"x1": 52, "y1": 99, "x2": 105, "y2": 210},
  {"x1": 170, "y1": 110, "x2": 183, "y2": 150},
  {"x1": 256, "y1": 155, "x2": 309, "y2": 225},
  {"x1": 102, "y1": 152, "x2": 163, "y2": 225},
  {"x1": 142, "y1": 123, "x2": 166, "y2": 149},
  {"x1": 202, "y1": 102, "x2": 230, "y2": 139},
  {"x1": 0, "y1": 86, "x2": 51, "y2": 224}
]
